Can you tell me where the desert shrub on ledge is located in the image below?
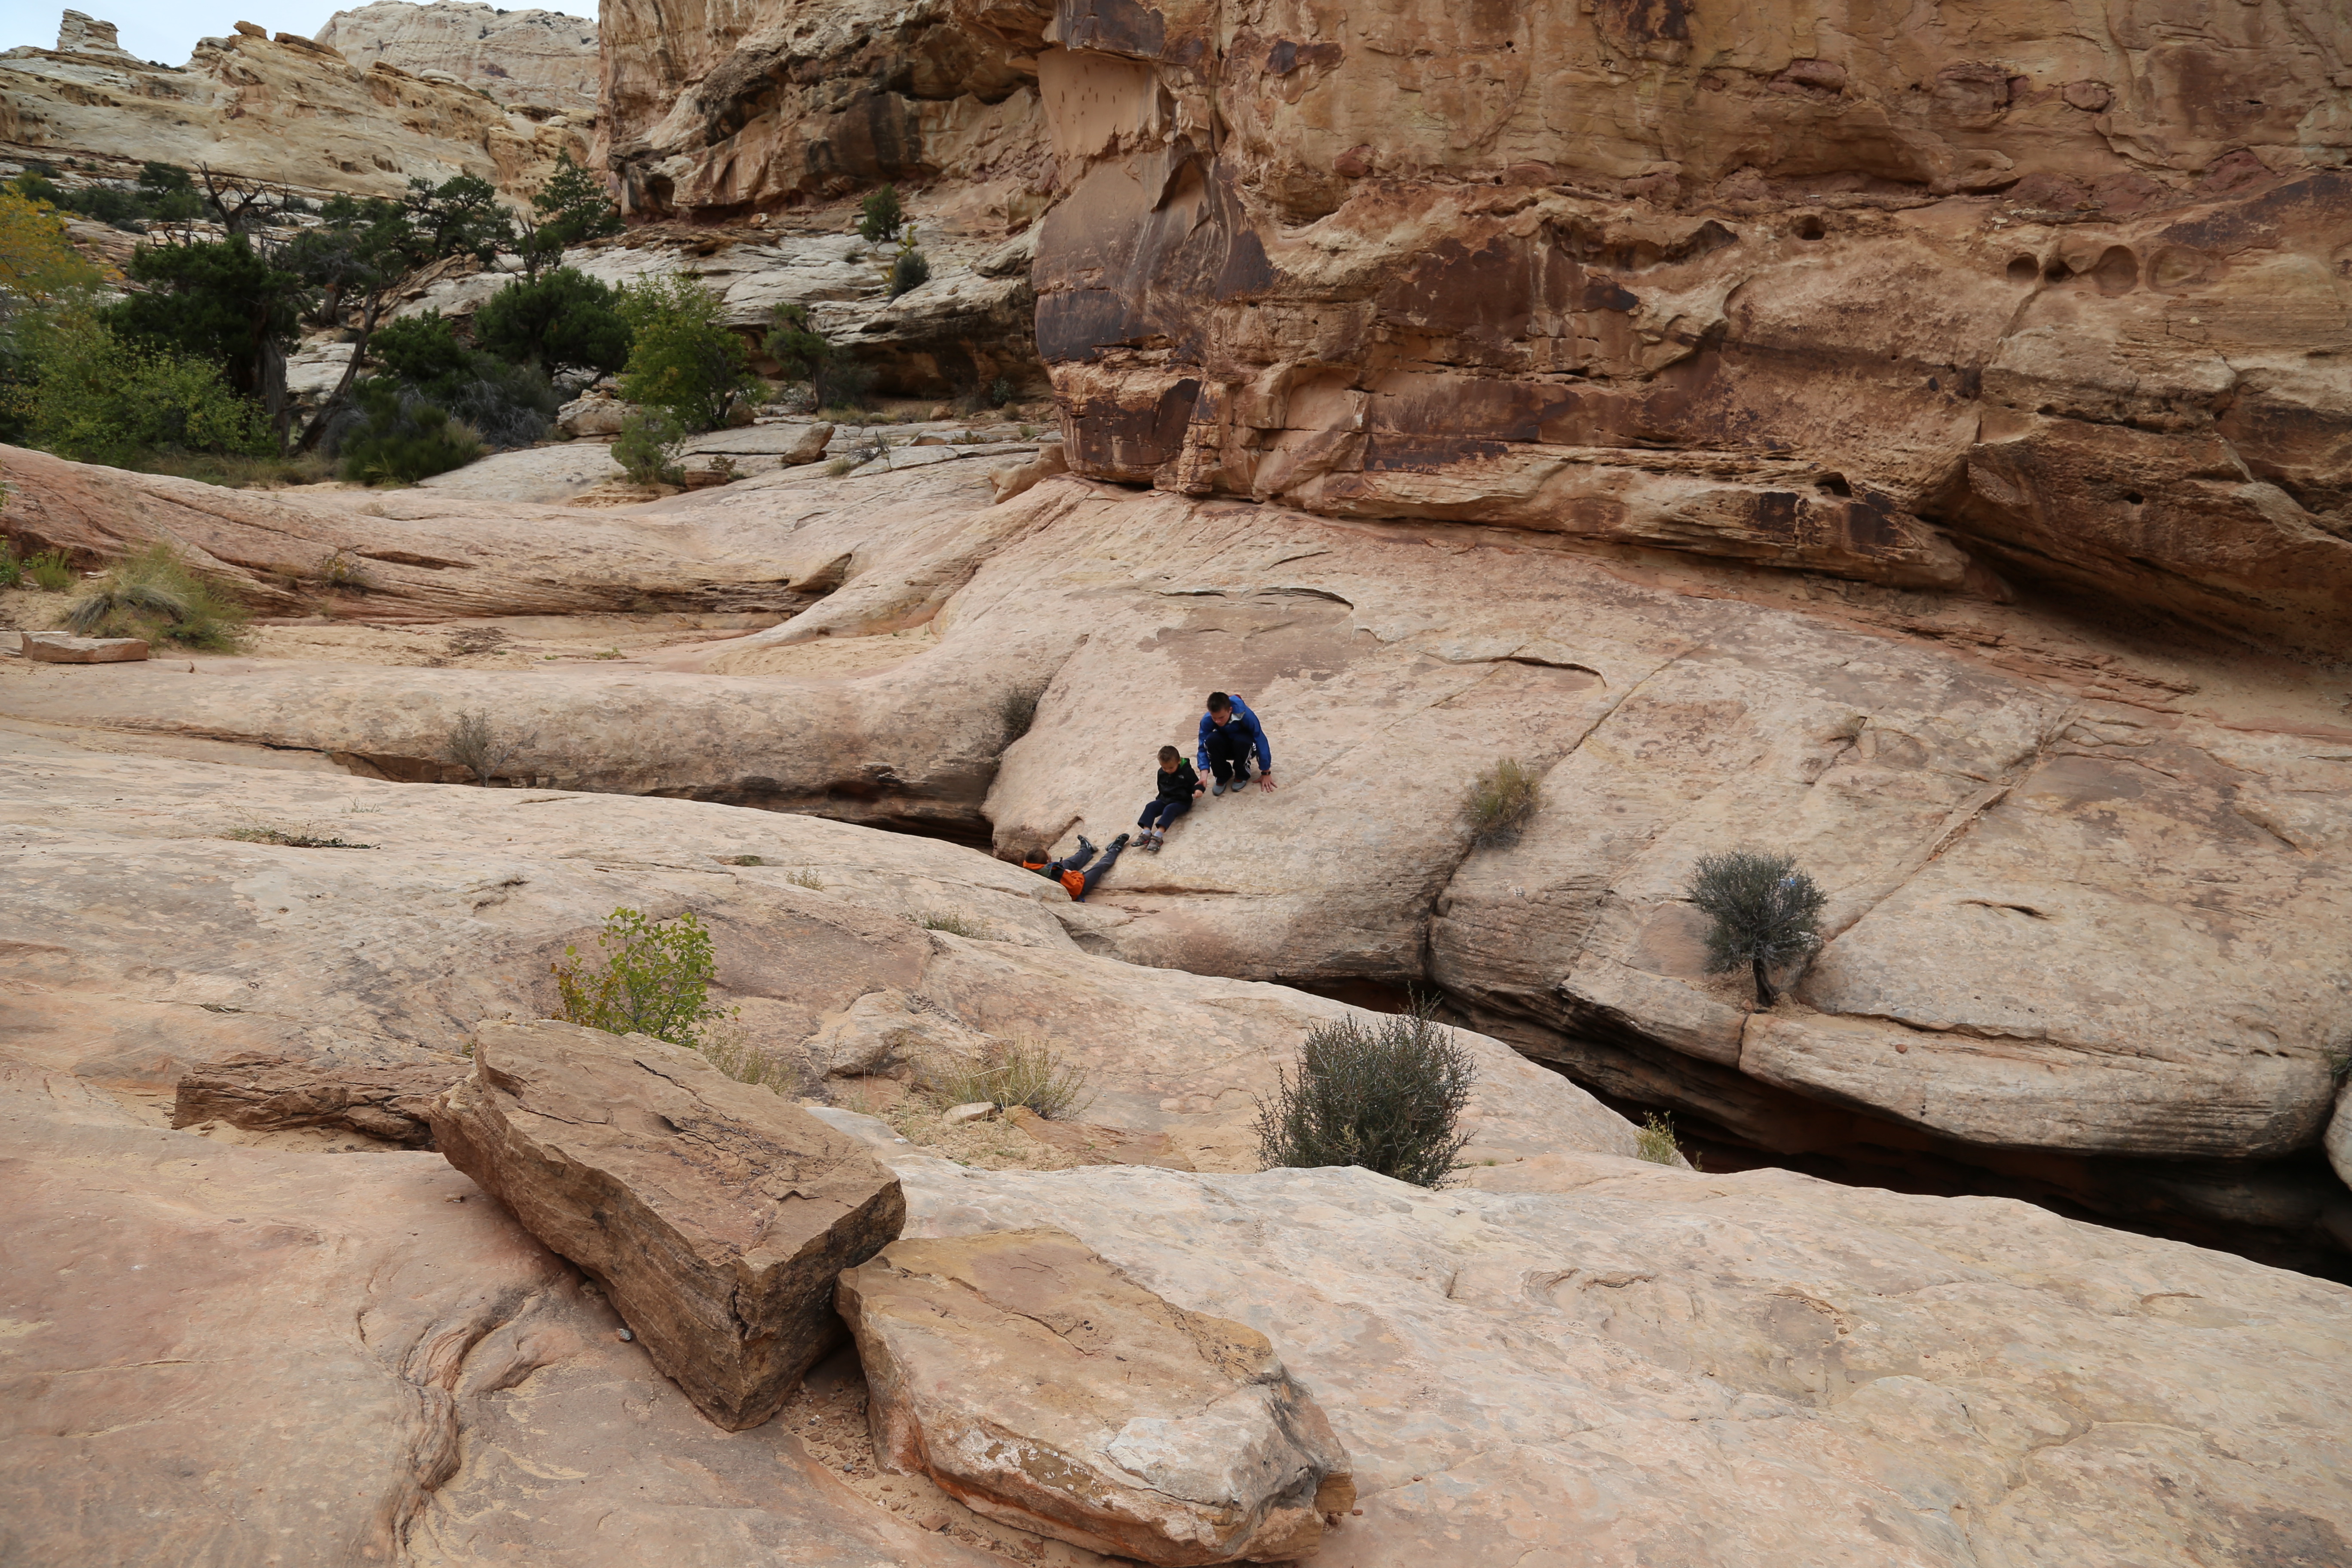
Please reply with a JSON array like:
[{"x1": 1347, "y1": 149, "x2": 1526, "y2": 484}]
[
  {"x1": 1255, "y1": 1004, "x2": 1477, "y2": 1188},
  {"x1": 1687, "y1": 848, "x2": 1828, "y2": 1008},
  {"x1": 63, "y1": 543, "x2": 248, "y2": 649},
  {"x1": 551, "y1": 906, "x2": 733, "y2": 1050}
]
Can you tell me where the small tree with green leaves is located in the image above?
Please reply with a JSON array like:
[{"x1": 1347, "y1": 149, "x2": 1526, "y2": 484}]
[
  {"x1": 612, "y1": 408, "x2": 687, "y2": 485},
  {"x1": 617, "y1": 274, "x2": 759, "y2": 432},
  {"x1": 1254, "y1": 1003, "x2": 1477, "y2": 1188},
  {"x1": 858, "y1": 184, "x2": 904, "y2": 244},
  {"x1": 551, "y1": 906, "x2": 731, "y2": 1049},
  {"x1": 1687, "y1": 848, "x2": 1827, "y2": 1008}
]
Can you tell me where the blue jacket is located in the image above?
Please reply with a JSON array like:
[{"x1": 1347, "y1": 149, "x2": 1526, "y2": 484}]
[{"x1": 1197, "y1": 695, "x2": 1272, "y2": 773}]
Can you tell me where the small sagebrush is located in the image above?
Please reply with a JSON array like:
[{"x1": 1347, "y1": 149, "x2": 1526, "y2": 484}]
[
  {"x1": 910, "y1": 907, "x2": 993, "y2": 939},
  {"x1": 551, "y1": 906, "x2": 733, "y2": 1050},
  {"x1": 919, "y1": 1035, "x2": 1093, "y2": 1121},
  {"x1": 998, "y1": 686, "x2": 1043, "y2": 745},
  {"x1": 1464, "y1": 757, "x2": 1542, "y2": 848},
  {"x1": 1634, "y1": 1112, "x2": 1682, "y2": 1166},
  {"x1": 444, "y1": 708, "x2": 534, "y2": 786},
  {"x1": 786, "y1": 867, "x2": 825, "y2": 890},
  {"x1": 62, "y1": 544, "x2": 247, "y2": 649},
  {"x1": 1687, "y1": 848, "x2": 1828, "y2": 1008},
  {"x1": 1254, "y1": 1004, "x2": 1477, "y2": 1189}
]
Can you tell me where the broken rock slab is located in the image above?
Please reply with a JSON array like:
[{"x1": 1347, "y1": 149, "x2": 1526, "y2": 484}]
[
  {"x1": 430, "y1": 1017, "x2": 906, "y2": 1431},
  {"x1": 22, "y1": 632, "x2": 148, "y2": 664},
  {"x1": 172, "y1": 1046, "x2": 468, "y2": 1147},
  {"x1": 840, "y1": 1227, "x2": 1353, "y2": 1566}
]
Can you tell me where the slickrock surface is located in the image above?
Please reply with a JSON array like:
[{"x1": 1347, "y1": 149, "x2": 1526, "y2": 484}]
[
  {"x1": 0, "y1": 737, "x2": 1641, "y2": 1167},
  {"x1": 0, "y1": 15, "x2": 583, "y2": 197},
  {"x1": 313, "y1": 1, "x2": 598, "y2": 114},
  {"x1": 842, "y1": 1228, "x2": 1353, "y2": 1564},
  {"x1": 172, "y1": 1044, "x2": 466, "y2": 1146},
  {"x1": 1030, "y1": 5, "x2": 2352, "y2": 657},
  {"x1": 9, "y1": 461, "x2": 2343, "y2": 1263},
  {"x1": 432, "y1": 1018, "x2": 906, "y2": 1430},
  {"x1": 882, "y1": 1149, "x2": 2352, "y2": 1568},
  {"x1": 0, "y1": 1067, "x2": 1008, "y2": 1568}
]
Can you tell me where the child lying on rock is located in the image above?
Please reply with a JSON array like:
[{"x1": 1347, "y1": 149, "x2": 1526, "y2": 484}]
[
  {"x1": 1137, "y1": 745, "x2": 1203, "y2": 853},
  {"x1": 1019, "y1": 834, "x2": 1130, "y2": 901}
]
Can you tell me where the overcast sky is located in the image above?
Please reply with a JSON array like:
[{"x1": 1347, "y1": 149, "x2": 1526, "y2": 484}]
[{"x1": 2, "y1": 1, "x2": 350, "y2": 66}]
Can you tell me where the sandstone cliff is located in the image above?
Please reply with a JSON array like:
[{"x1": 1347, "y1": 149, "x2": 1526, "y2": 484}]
[
  {"x1": 600, "y1": 0, "x2": 1055, "y2": 224},
  {"x1": 313, "y1": 0, "x2": 598, "y2": 116},
  {"x1": 1027, "y1": 0, "x2": 2352, "y2": 658},
  {"x1": 0, "y1": 10, "x2": 585, "y2": 197}
]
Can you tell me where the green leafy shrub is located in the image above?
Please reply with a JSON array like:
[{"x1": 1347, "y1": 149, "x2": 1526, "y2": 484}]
[
  {"x1": 21, "y1": 314, "x2": 273, "y2": 469},
  {"x1": 919, "y1": 1035, "x2": 1092, "y2": 1120},
  {"x1": 858, "y1": 184, "x2": 904, "y2": 244},
  {"x1": 764, "y1": 302, "x2": 830, "y2": 380},
  {"x1": 613, "y1": 409, "x2": 688, "y2": 485},
  {"x1": 475, "y1": 266, "x2": 631, "y2": 377},
  {"x1": 551, "y1": 906, "x2": 732, "y2": 1049},
  {"x1": 887, "y1": 248, "x2": 931, "y2": 298},
  {"x1": 1464, "y1": 757, "x2": 1542, "y2": 848},
  {"x1": 1687, "y1": 848, "x2": 1828, "y2": 1007},
  {"x1": 0, "y1": 542, "x2": 18, "y2": 589},
  {"x1": 61, "y1": 543, "x2": 249, "y2": 648},
  {"x1": 1253, "y1": 1004, "x2": 1477, "y2": 1188},
  {"x1": 617, "y1": 274, "x2": 759, "y2": 433}
]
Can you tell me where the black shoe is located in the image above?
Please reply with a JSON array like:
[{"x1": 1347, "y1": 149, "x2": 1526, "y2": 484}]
[
  {"x1": 1077, "y1": 835, "x2": 1096, "y2": 856},
  {"x1": 1109, "y1": 833, "x2": 1130, "y2": 850}
]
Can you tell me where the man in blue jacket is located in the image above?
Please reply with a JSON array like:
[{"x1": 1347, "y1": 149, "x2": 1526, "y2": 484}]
[{"x1": 1197, "y1": 691, "x2": 1276, "y2": 796}]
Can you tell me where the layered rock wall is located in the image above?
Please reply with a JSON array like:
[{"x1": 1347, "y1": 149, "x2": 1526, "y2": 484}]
[
  {"x1": 1029, "y1": 0, "x2": 2352, "y2": 655},
  {"x1": 0, "y1": 15, "x2": 585, "y2": 197},
  {"x1": 314, "y1": 1, "x2": 600, "y2": 117},
  {"x1": 601, "y1": 0, "x2": 1056, "y2": 223}
]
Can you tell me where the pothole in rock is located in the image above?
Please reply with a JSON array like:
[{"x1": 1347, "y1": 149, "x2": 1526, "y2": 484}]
[{"x1": 781, "y1": 1346, "x2": 1122, "y2": 1567}]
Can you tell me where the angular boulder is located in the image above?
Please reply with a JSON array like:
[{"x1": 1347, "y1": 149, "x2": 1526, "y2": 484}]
[
  {"x1": 430, "y1": 1018, "x2": 905, "y2": 1430},
  {"x1": 839, "y1": 1227, "x2": 1353, "y2": 1566},
  {"x1": 22, "y1": 632, "x2": 148, "y2": 664},
  {"x1": 172, "y1": 1046, "x2": 468, "y2": 1147}
]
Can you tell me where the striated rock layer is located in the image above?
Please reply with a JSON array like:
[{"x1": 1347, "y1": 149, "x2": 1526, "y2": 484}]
[
  {"x1": 313, "y1": 1, "x2": 599, "y2": 116},
  {"x1": 0, "y1": 13, "x2": 585, "y2": 198},
  {"x1": 1030, "y1": 0, "x2": 2352, "y2": 657},
  {"x1": 600, "y1": 0, "x2": 1055, "y2": 223}
]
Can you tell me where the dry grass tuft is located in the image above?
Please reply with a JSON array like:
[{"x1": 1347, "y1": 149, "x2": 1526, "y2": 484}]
[{"x1": 1464, "y1": 757, "x2": 1543, "y2": 848}]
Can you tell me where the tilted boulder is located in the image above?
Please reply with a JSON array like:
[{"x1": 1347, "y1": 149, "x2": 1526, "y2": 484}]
[
  {"x1": 839, "y1": 1227, "x2": 1353, "y2": 1565},
  {"x1": 430, "y1": 1017, "x2": 905, "y2": 1430}
]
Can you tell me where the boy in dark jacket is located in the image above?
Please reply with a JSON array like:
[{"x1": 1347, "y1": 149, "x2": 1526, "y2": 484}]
[
  {"x1": 1197, "y1": 691, "x2": 1275, "y2": 796},
  {"x1": 1137, "y1": 744, "x2": 1203, "y2": 852}
]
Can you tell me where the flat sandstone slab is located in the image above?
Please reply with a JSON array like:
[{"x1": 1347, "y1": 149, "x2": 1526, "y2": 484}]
[
  {"x1": 841, "y1": 1227, "x2": 1352, "y2": 1566},
  {"x1": 22, "y1": 632, "x2": 148, "y2": 663},
  {"x1": 431, "y1": 1018, "x2": 905, "y2": 1430}
]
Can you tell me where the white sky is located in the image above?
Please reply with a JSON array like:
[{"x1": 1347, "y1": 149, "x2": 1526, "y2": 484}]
[{"x1": 1, "y1": 0, "x2": 351, "y2": 66}]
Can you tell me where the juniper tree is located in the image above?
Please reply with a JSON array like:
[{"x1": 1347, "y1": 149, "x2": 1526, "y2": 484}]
[{"x1": 1687, "y1": 849, "x2": 1828, "y2": 1008}]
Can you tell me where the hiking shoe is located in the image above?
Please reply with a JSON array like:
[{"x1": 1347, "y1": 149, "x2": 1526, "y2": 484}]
[
  {"x1": 1144, "y1": 834, "x2": 1163, "y2": 853},
  {"x1": 1109, "y1": 833, "x2": 1131, "y2": 850},
  {"x1": 1210, "y1": 780, "x2": 1227, "y2": 797},
  {"x1": 1076, "y1": 835, "x2": 1097, "y2": 856}
]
